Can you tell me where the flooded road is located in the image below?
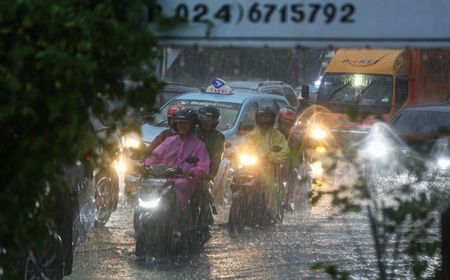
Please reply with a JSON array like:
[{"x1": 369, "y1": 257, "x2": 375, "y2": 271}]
[{"x1": 66, "y1": 190, "x2": 381, "y2": 280}]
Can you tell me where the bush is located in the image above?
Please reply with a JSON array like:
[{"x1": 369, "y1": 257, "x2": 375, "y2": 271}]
[{"x1": 0, "y1": 0, "x2": 164, "y2": 278}]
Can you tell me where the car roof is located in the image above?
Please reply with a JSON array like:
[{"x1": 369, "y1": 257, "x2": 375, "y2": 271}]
[
  {"x1": 163, "y1": 83, "x2": 200, "y2": 92},
  {"x1": 400, "y1": 104, "x2": 450, "y2": 113},
  {"x1": 227, "y1": 80, "x2": 288, "y2": 90},
  {"x1": 171, "y1": 89, "x2": 288, "y2": 104}
]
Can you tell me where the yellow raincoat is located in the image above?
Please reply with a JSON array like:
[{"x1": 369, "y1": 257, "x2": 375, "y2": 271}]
[{"x1": 239, "y1": 127, "x2": 289, "y2": 219}]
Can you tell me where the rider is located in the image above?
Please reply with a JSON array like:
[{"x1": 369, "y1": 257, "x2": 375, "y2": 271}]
[
  {"x1": 124, "y1": 104, "x2": 183, "y2": 198},
  {"x1": 195, "y1": 106, "x2": 225, "y2": 180},
  {"x1": 193, "y1": 106, "x2": 225, "y2": 233},
  {"x1": 277, "y1": 107, "x2": 301, "y2": 211},
  {"x1": 278, "y1": 107, "x2": 297, "y2": 139},
  {"x1": 144, "y1": 109, "x2": 210, "y2": 210},
  {"x1": 239, "y1": 106, "x2": 289, "y2": 222},
  {"x1": 147, "y1": 104, "x2": 183, "y2": 154}
]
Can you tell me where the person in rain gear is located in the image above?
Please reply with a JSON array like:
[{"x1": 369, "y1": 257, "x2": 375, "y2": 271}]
[
  {"x1": 195, "y1": 106, "x2": 225, "y2": 180},
  {"x1": 125, "y1": 104, "x2": 184, "y2": 198},
  {"x1": 277, "y1": 107, "x2": 302, "y2": 211},
  {"x1": 144, "y1": 109, "x2": 210, "y2": 210},
  {"x1": 147, "y1": 103, "x2": 183, "y2": 153},
  {"x1": 278, "y1": 107, "x2": 297, "y2": 139},
  {"x1": 238, "y1": 106, "x2": 289, "y2": 222},
  {"x1": 192, "y1": 106, "x2": 225, "y2": 234}
]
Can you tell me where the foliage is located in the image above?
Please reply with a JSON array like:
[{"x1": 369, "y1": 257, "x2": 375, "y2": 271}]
[
  {"x1": 310, "y1": 148, "x2": 443, "y2": 279},
  {"x1": 0, "y1": 0, "x2": 170, "y2": 278}
]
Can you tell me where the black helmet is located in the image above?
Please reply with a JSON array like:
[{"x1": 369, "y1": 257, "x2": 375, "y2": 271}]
[
  {"x1": 173, "y1": 109, "x2": 197, "y2": 134},
  {"x1": 173, "y1": 108, "x2": 198, "y2": 122},
  {"x1": 198, "y1": 106, "x2": 220, "y2": 120},
  {"x1": 198, "y1": 106, "x2": 220, "y2": 131},
  {"x1": 255, "y1": 106, "x2": 277, "y2": 128}
]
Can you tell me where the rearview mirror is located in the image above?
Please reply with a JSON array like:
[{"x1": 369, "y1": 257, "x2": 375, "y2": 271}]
[{"x1": 301, "y1": 84, "x2": 310, "y2": 100}]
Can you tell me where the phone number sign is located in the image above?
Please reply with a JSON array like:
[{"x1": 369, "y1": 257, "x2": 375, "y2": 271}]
[{"x1": 148, "y1": 0, "x2": 450, "y2": 48}]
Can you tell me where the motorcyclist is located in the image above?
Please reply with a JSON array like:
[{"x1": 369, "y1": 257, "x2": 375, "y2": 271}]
[
  {"x1": 144, "y1": 109, "x2": 210, "y2": 210},
  {"x1": 147, "y1": 104, "x2": 183, "y2": 153},
  {"x1": 278, "y1": 107, "x2": 297, "y2": 139},
  {"x1": 238, "y1": 106, "x2": 289, "y2": 222},
  {"x1": 124, "y1": 104, "x2": 184, "y2": 199},
  {"x1": 277, "y1": 107, "x2": 301, "y2": 211}
]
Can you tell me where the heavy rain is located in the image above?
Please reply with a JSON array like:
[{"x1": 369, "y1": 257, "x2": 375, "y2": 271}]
[
  {"x1": 2, "y1": 1, "x2": 450, "y2": 280},
  {"x1": 66, "y1": 47, "x2": 449, "y2": 279}
]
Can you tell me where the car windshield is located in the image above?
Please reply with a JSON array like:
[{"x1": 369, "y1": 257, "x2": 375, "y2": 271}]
[
  {"x1": 391, "y1": 110, "x2": 450, "y2": 136},
  {"x1": 161, "y1": 91, "x2": 183, "y2": 104},
  {"x1": 149, "y1": 99, "x2": 242, "y2": 131},
  {"x1": 317, "y1": 74, "x2": 393, "y2": 114}
]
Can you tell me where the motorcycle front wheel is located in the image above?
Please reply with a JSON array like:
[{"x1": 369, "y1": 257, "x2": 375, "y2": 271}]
[
  {"x1": 95, "y1": 170, "x2": 119, "y2": 227},
  {"x1": 228, "y1": 191, "x2": 246, "y2": 233},
  {"x1": 135, "y1": 216, "x2": 173, "y2": 257}
]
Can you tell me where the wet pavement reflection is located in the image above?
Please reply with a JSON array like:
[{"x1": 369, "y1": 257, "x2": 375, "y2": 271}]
[{"x1": 66, "y1": 189, "x2": 382, "y2": 280}]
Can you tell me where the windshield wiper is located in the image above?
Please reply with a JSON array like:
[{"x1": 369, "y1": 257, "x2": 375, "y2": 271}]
[{"x1": 327, "y1": 82, "x2": 351, "y2": 101}]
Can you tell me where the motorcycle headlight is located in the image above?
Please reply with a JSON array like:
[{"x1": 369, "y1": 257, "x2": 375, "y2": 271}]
[
  {"x1": 138, "y1": 197, "x2": 161, "y2": 209},
  {"x1": 310, "y1": 126, "x2": 328, "y2": 140},
  {"x1": 310, "y1": 161, "x2": 324, "y2": 177},
  {"x1": 114, "y1": 159, "x2": 126, "y2": 173},
  {"x1": 239, "y1": 154, "x2": 258, "y2": 166},
  {"x1": 124, "y1": 136, "x2": 141, "y2": 149}
]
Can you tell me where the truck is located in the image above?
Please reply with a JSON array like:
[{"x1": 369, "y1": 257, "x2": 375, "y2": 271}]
[
  {"x1": 295, "y1": 49, "x2": 450, "y2": 181},
  {"x1": 314, "y1": 49, "x2": 450, "y2": 123}
]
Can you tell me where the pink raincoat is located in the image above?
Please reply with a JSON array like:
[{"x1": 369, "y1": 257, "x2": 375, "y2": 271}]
[{"x1": 144, "y1": 135, "x2": 210, "y2": 209}]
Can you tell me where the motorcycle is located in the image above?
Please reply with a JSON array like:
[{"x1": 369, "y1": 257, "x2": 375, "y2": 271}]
[
  {"x1": 122, "y1": 136, "x2": 149, "y2": 201},
  {"x1": 127, "y1": 162, "x2": 211, "y2": 257},
  {"x1": 228, "y1": 146, "x2": 286, "y2": 233},
  {"x1": 90, "y1": 118, "x2": 122, "y2": 227}
]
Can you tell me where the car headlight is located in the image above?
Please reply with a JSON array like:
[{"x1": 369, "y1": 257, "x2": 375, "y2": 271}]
[
  {"x1": 114, "y1": 159, "x2": 126, "y2": 173},
  {"x1": 124, "y1": 136, "x2": 141, "y2": 149},
  {"x1": 437, "y1": 158, "x2": 450, "y2": 170},
  {"x1": 310, "y1": 126, "x2": 328, "y2": 140},
  {"x1": 138, "y1": 197, "x2": 161, "y2": 209},
  {"x1": 366, "y1": 139, "x2": 388, "y2": 159},
  {"x1": 239, "y1": 154, "x2": 258, "y2": 166}
]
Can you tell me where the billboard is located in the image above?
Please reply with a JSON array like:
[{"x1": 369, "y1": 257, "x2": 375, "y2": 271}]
[{"x1": 148, "y1": 0, "x2": 450, "y2": 48}]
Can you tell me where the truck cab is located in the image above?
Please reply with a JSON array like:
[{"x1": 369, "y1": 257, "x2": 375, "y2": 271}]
[
  {"x1": 316, "y1": 49, "x2": 450, "y2": 125},
  {"x1": 317, "y1": 49, "x2": 410, "y2": 122}
]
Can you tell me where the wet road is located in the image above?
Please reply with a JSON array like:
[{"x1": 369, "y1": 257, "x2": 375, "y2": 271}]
[{"x1": 66, "y1": 190, "x2": 381, "y2": 280}]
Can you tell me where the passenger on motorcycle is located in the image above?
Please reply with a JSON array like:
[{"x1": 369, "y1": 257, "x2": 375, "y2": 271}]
[
  {"x1": 195, "y1": 106, "x2": 225, "y2": 180},
  {"x1": 239, "y1": 106, "x2": 289, "y2": 221},
  {"x1": 193, "y1": 105, "x2": 225, "y2": 236},
  {"x1": 144, "y1": 109, "x2": 210, "y2": 210}
]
